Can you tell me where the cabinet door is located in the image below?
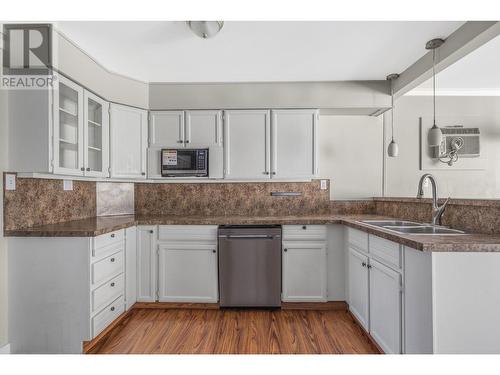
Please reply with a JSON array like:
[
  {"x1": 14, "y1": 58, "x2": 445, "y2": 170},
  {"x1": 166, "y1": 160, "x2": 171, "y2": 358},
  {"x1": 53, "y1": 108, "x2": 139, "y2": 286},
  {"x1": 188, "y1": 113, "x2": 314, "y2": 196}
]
[
  {"x1": 53, "y1": 76, "x2": 85, "y2": 176},
  {"x1": 224, "y1": 110, "x2": 271, "y2": 179},
  {"x1": 185, "y1": 110, "x2": 222, "y2": 147},
  {"x1": 125, "y1": 226, "x2": 137, "y2": 310},
  {"x1": 137, "y1": 226, "x2": 157, "y2": 302},
  {"x1": 149, "y1": 111, "x2": 184, "y2": 148},
  {"x1": 348, "y1": 247, "x2": 369, "y2": 330},
  {"x1": 158, "y1": 244, "x2": 218, "y2": 303},
  {"x1": 109, "y1": 104, "x2": 148, "y2": 179},
  {"x1": 83, "y1": 91, "x2": 109, "y2": 177},
  {"x1": 282, "y1": 241, "x2": 327, "y2": 302},
  {"x1": 369, "y1": 259, "x2": 402, "y2": 354},
  {"x1": 271, "y1": 109, "x2": 318, "y2": 179}
]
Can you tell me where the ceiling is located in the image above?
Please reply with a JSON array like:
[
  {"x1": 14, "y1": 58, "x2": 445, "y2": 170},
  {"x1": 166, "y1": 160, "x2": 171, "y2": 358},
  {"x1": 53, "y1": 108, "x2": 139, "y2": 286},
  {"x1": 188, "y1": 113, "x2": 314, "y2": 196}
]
[
  {"x1": 55, "y1": 21, "x2": 464, "y2": 83},
  {"x1": 412, "y1": 34, "x2": 500, "y2": 93}
]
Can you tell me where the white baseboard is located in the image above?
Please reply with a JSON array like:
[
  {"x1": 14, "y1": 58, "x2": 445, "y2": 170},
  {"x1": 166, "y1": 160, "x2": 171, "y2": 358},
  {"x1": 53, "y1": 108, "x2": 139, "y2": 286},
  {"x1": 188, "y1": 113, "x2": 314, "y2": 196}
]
[{"x1": 0, "y1": 343, "x2": 11, "y2": 354}]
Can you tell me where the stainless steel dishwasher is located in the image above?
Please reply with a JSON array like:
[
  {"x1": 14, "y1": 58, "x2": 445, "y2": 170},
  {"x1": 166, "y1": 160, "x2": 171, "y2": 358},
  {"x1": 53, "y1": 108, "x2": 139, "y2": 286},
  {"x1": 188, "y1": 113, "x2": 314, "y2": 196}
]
[{"x1": 218, "y1": 225, "x2": 282, "y2": 307}]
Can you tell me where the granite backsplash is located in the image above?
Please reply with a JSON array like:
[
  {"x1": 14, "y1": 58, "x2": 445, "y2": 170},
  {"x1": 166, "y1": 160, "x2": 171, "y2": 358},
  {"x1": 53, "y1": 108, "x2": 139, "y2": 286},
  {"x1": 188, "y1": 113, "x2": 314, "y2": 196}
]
[{"x1": 135, "y1": 180, "x2": 331, "y2": 217}]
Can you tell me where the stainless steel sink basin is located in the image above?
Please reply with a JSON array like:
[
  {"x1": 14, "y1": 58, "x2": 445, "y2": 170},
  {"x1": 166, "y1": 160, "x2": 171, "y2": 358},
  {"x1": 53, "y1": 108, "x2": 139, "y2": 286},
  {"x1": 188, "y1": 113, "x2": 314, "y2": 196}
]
[{"x1": 360, "y1": 220, "x2": 466, "y2": 235}]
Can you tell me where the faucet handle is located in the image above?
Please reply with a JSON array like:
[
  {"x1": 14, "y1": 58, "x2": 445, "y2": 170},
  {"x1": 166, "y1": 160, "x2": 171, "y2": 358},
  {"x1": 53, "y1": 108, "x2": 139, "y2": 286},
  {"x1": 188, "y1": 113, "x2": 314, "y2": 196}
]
[{"x1": 440, "y1": 197, "x2": 451, "y2": 208}]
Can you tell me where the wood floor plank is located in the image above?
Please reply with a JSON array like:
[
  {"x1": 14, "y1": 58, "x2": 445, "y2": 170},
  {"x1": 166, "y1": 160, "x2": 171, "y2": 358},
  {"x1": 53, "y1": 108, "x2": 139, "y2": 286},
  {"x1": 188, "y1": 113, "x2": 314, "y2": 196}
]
[{"x1": 94, "y1": 308, "x2": 380, "y2": 354}]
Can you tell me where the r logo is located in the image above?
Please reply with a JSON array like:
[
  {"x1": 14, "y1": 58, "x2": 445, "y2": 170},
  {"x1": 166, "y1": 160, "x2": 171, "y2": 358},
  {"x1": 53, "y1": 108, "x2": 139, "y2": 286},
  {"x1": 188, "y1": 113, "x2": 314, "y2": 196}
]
[{"x1": 3, "y1": 24, "x2": 52, "y2": 75}]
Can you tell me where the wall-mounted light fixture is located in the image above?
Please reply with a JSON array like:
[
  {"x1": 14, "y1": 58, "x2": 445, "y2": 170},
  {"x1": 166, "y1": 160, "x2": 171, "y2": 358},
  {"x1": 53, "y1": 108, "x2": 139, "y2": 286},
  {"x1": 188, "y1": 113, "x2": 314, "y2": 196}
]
[{"x1": 187, "y1": 21, "x2": 224, "y2": 39}]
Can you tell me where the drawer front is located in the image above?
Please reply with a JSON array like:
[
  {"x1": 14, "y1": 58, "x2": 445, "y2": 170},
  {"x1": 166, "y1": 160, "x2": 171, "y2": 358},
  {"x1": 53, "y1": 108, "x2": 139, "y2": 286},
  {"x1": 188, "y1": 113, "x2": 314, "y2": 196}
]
[
  {"x1": 93, "y1": 229, "x2": 125, "y2": 253},
  {"x1": 92, "y1": 251, "x2": 124, "y2": 287},
  {"x1": 369, "y1": 235, "x2": 401, "y2": 270},
  {"x1": 158, "y1": 225, "x2": 218, "y2": 242},
  {"x1": 91, "y1": 273, "x2": 125, "y2": 313},
  {"x1": 92, "y1": 240, "x2": 125, "y2": 261},
  {"x1": 92, "y1": 295, "x2": 124, "y2": 338},
  {"x1": 282, "y1": 225, "x2": 326, "y2": 241},
  {"x1": 347, "y1": 228, "x2": 369, "y2": 252}
]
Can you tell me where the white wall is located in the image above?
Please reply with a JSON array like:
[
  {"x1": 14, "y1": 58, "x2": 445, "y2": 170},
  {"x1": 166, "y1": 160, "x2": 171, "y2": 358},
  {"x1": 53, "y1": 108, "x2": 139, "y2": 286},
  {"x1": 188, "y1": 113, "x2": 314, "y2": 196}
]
[
  {"x1": 319, "y1": 115, "x2": 384, "y2": 199},
  {"x1": 0, "y1": 69, "x2": 9, "y2": 348},
  {"x1": 385, "y1": 95, "x2": 500, "y2": 198}
]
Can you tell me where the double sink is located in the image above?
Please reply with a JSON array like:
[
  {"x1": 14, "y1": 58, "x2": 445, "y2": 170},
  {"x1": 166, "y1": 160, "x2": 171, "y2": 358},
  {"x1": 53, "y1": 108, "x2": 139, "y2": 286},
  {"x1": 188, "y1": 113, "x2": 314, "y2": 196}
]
[{"x1": 360, "y1": 220, "x2": 466, "y2": 235}]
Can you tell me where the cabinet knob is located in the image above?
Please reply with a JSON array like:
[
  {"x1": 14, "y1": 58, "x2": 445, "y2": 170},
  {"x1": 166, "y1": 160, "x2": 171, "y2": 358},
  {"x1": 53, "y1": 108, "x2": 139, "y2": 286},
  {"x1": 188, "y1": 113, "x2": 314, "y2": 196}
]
[
  {"x1": 149, "y1": 230, "x2": 154, "y2": 234},
  {"x1": 361, "y1": 262, "x2": 366, "y2": 267},
  {"x1": 367, "y1": 264, "x2": 372, "y2": 269},
  {"x1": 86, "y1": 167, "x2": 91, "y2": 171},
  {"x1": 185, "y1": 140, "x2": 190, "y2": 143},
  {"x1": 272, "y1": 172, "x2": 276, "y2": 175},
  {"x1": 111, "y1": 233, "x2": 115, "y2": 238},
  {"x1": 110, "y1": 306, "x2": 115, "y2": 312},
  {"x1": 177, "y1": 140, "x2": 183, "y2": 143},
  {"x1": 263, "y1": 171, "x2": 270, "y2": 175},
  {"x1": 110, "y1": 257, "x2": 115, "y2": 263},
  {"x1": 212, "y1": 250, "x2": 216, "y2": 253},
  {"x1": 302, "y1": 225, "x2": 307, "y2": 230},
  {"x1": 284, "y1": 248, "x2": 288, "y2": 252},
  {"x1": 110, "y1": 282, "x2": 115, "y2": 287},
  {"x1": 141, "y1": 172, "x2": 146, "y2": 176},
  {"x1": 80, "y1": 167, "x2": 85, "y2": 171}
]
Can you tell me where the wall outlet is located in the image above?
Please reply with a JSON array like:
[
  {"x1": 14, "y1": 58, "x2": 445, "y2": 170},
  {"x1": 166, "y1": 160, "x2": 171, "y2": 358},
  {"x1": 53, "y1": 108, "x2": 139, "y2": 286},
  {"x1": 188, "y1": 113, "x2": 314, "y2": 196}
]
[
  {"x1": 320, "y1": 179, "x2": 328, "y2": 190},
  {"x1": 63, "y1": 180, "x2": 73, "y2": 191},
  {"x1": 5, "y1": 174, "x2": 16, "y2": 190}
]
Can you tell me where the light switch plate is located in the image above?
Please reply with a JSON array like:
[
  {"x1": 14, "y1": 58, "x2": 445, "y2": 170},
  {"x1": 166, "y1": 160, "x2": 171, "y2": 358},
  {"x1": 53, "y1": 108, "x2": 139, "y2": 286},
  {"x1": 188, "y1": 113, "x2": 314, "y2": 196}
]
[
  {"x1": 5, "y1": 174, "x2": 16, "y2": 190},
  {"x1": 320, "y1": 179, "x2": 328, "y2": 190},
  {"x1": 63, "y1": 180, "x2": 73, "y2": 191}
]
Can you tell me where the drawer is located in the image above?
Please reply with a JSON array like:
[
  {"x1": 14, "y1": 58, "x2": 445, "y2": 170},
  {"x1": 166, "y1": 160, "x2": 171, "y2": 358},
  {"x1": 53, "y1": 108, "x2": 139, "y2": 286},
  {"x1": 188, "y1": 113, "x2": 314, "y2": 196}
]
[
  {"x1": 91, "y1": 273, "x2": 125, "y2": 314},
  {"x1": 369, "y1": 234, "x2": 401, "y2": 270},
  {"x1": 93, "y1": 229, "x2": 125, "y2": 254},
  {"x1": 92, "y1": 295, "x2": 124, "y2": 338},
  {"x1": 282, "y1": 225, "x2": 327, "y2": 241},
  {"x1": 92, "y1": 240, "x2": 124, "y2": 261},
  {"x1": 158, "y1": 225, "x2": 217, "y2": 242},
  {"x1": 347, "y1": 228, "x2": 368, "y2": 252},
  {"x1": 91, "y1": 251, "x2": 124, "y2": 287}
]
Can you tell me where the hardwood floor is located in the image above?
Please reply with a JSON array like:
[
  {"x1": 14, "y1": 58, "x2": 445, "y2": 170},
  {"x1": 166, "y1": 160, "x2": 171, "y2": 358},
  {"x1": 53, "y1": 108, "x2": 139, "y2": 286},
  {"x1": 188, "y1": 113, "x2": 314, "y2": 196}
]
[{"x1": 92, "y1": 308, "x2": 380, "y2": 354}]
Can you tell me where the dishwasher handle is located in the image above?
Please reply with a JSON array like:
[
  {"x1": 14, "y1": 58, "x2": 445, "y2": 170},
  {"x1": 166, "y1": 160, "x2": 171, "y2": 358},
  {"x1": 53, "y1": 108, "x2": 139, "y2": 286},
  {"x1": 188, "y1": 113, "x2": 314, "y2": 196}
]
[{"x1": 218, "y1": 234, "x2": 281, "y2": 240}]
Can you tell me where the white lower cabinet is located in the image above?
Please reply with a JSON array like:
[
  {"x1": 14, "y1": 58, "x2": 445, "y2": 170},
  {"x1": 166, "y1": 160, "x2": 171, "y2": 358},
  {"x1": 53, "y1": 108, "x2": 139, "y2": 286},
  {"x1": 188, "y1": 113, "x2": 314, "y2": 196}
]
[
  {"x1": 137, "y1": 226, "x2": 157, "y2": 302},
  {"x1": 158, "y1": 243, "x2": 218, "y2": 302},
  {"x1": 369, "y1": 259, "x2": 402, "y2": 354},
  {"x1": 157, "y1": 225, "x2": 219, "y2": 303},
  {"x1": 346, "y1": 228, "x2": 403, "y2": 354},
  {"x1": 282, "y1": 225, "x2": 327, "y2": 302},
  {"x1": 348, "y1": 247, "x2": 369, "y2": 330}
]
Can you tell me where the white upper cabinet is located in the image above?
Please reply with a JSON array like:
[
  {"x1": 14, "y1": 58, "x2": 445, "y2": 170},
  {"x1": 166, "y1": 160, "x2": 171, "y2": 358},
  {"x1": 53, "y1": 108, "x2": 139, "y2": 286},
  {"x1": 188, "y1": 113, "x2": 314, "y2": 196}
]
[
  {"x1": 109, "y1": 104, "x2": 148, "y2": 179},
  {"x1": 224, "y1": 110, "x2": 271, "y2": 179},
  {"x1": 271, "y1": 109, "x2": 318, "y2": 179},
  {"x1": 149, "y1": 111, "x2": 184, "y2": 148},
  {"x1": 185, "y1": 110, "x2": 223, "y2": 147},
  {"x1": 83, "y1": 91, "x2": 109, "y2": 177},
  {"x1": 53, "y1": 76, "x2": 85, "y2": 176}
]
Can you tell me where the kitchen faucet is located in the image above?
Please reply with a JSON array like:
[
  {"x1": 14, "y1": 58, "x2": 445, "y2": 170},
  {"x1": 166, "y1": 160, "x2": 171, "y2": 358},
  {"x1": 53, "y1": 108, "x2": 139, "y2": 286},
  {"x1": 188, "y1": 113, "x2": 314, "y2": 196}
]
[{"x1": 416, "y1": 174, "x2": 450, "y2": 226}]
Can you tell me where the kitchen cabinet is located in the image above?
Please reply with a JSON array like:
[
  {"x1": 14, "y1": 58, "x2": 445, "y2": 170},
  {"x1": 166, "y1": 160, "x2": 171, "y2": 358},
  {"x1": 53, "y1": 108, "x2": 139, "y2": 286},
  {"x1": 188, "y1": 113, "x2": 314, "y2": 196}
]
[
  {"x1": 83, "y1": 90, "x2": 109, "y2": 177},
  {"x1": 136, "y1": 226, "x2": 157, "y2": 302},
  {"x1": 125, "y1": 226, "x2": 137, "y2": 310},
  {"x1": 224, "y1": 109, "x2": 271, "y2": 179},
  {"x1": 282, "y1": 225, "x2": 327, "y2": 302},
  {"x1": 185, "y1": 110, "x2": 223, "y2": 147},
  {"x1": 271, "y1": 109, "x2": 318, "y2": 179},
  {"x1": 149, "y1": 111, "x2": 185, "y2": 148},
  {"x1": 348, "y1": 246, "x2": 369, "y2": 330},
  {"x1": 109, "y1": 104, "x2": 148, "y2": 179},
  {"x1": 369, "y1": 258, "x2": 402, "y2": 354},
  {"x1": 158, "y1": 244, "x2": 218, "y2": 302},
  {"x1": 157, "y1": 225, "x2": 218, "y2": 303}
]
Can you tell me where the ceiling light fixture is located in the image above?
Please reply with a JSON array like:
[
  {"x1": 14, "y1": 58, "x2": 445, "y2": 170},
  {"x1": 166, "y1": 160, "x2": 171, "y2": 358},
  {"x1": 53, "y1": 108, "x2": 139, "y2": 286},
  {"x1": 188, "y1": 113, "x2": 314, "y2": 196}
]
[
  {"x1": 386, "y1": 73, "x2": 400, "y2": 157},
  {"x1": 187, "y1": 21, "x2": 224, "y2": 39},
  {"x1": 426, "y1": 38, "x2": 445, "y2": 147}
]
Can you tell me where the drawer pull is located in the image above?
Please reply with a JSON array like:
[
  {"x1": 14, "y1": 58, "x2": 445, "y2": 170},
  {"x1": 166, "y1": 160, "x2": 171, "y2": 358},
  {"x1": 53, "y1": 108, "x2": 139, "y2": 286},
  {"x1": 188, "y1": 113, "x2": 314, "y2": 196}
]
[
  {"x1": 110, "y1": 258, "x2": 115, "y2": 263},
  {"x1": 110, "y1": 282, "x2": 115, "y2": 287},
  {"x1": 110, "y1": 306, "x2": 115, "y2": 312},
  {"x1": 149, "y1": 230, "x2": 154, "y2": 234},
  {"x1": 302, "y1": 225, "x2": 307, "y2": 230},
  {"x1": 111, "y1": 233, "x2": 115, "y2": 238}
]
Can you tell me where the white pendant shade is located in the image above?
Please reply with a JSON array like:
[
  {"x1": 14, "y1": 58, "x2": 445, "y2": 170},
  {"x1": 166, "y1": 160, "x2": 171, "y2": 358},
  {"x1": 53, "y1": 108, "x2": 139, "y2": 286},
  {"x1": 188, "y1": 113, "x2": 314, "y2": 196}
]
[
  {"x1": 428, "y1": 124, "x2": 443, "y2": 146},
  {"x1": 187, "y1": 21, "x2": 224, "y2": 39},
  {"x1": 387, "y1": 139, "x2": 399, "y2": 157}
]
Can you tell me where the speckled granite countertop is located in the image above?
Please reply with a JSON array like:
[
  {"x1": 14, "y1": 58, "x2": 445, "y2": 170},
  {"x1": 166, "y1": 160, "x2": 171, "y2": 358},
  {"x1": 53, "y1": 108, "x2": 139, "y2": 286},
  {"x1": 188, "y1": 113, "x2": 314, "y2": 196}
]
[{"x1": 5, "y1": 214, "x2": 500, "y2": 252}]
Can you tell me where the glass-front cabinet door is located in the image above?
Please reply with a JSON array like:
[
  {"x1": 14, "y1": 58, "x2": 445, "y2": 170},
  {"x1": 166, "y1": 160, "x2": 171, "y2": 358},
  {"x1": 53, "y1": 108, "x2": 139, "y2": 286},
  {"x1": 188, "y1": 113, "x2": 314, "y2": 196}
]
[
  {"x1": 53, "y1": 76, "x2": 84, "y2": 175},
  {"x1": 84, "y1": 91, "x2": 109, "y2": 177}
]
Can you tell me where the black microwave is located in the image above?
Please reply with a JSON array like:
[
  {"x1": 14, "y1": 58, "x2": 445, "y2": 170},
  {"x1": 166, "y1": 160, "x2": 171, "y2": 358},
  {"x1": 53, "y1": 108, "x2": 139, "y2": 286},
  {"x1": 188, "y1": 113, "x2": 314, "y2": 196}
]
[{"x1": 161, "y1": 148, "x2": 209, "y2": 177}]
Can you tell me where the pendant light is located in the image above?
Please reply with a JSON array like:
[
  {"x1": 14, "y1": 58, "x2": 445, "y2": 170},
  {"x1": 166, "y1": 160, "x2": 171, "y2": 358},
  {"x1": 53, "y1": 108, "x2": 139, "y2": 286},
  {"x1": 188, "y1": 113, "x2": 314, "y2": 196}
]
[
  {"x1": 187, "y1": 21, "x2": 224, "y2": 39},
  {"x1": 426, "y1": 38, "x2": 445, "y2": 147},
  {"x1": 386, "y1": 73, "x2": 400, "y2": 157}
]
